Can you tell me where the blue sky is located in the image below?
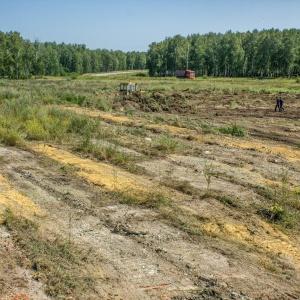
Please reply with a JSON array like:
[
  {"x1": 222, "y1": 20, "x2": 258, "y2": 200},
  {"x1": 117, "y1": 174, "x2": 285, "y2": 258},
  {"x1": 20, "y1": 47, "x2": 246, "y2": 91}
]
[{"x1": 0, "y1": 0, "x2": 299, "y2": 52}]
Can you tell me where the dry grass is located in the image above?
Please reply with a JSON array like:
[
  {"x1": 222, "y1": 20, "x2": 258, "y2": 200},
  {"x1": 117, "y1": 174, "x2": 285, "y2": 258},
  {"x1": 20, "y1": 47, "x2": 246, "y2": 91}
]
[{"x1": 1, "y1": 209, "x2": 98, "y2": 299}]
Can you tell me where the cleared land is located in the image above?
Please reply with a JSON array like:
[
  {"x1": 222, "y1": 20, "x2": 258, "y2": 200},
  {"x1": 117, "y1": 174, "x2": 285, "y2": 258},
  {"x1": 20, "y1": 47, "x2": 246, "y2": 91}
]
[{"x1": 0, "y1": 75, "x2": 300, "y2": 300}]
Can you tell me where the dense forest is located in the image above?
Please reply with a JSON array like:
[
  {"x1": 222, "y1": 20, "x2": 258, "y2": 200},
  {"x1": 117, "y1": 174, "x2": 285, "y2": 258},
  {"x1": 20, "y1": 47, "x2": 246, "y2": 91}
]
[
  {"x1": 0, "y1": 31, "x2": 147, "y2": 78},
  {"x1": 148, "y1": 29, "x2": 300, "y2": 77},
  {"x1": 1, "y1": 29, "x2": 300, "y2": 78}
]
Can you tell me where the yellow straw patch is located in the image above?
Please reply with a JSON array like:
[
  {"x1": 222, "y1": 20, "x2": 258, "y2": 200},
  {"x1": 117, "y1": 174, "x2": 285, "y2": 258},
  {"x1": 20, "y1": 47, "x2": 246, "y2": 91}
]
[
  {"x1": 203, "y1": 219, "x2": 300, "y2": 264},
  {"x1": 0, "y1": 174, "x2": 45, "y2": 218},
  {"x1": 224, "y1": 139, "x2": 300, "y2": 162},
  {"x1": 63, "y1": 106, "x2": 139, "y2": 125},
  {"x1": 32, "y1": 144, "x2": 153, "y2": 198}
]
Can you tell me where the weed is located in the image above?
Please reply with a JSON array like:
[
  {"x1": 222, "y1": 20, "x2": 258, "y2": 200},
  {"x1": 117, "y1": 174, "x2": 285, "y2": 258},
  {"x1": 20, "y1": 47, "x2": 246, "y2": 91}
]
[
  {"x1": 171, "y1": 116, "x2": 183, "y2": 127},
  {"x1": 184, "y1": 117, "x2": 197, "y2": 129},
  {"x1": 200, "y1": 123, "x2": 216, "y2": 134},
  {"x1": 229, "y1": 101, "x2": 238, "y2": 109},
  {"x1": 218, "y1": 123, "x2": 247, "y2": 137},
  {"x1": 97, "y1": 144, "x2": 129, "y2": 165},
  {"x1": 152, "y1": 135, "x2": 180, "y2": 153},
  {"x1": 293, "y1": 187, "x2": 300, "y2": 195},
  {"x1": 203, "y1": 161, "x2": 215, "y2": 190},
  {"x1": 278, "y1": 169, "x2": 289, "y2": 203}
]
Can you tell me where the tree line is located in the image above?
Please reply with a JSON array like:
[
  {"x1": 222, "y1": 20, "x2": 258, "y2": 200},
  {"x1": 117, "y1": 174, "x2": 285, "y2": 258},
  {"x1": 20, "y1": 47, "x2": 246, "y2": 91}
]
[
  {"x1": 1, "y1": 29, "x2": 300, "y2": 79},
  {"x1": 0, "y1": 31, "x2": 147, "y2": 78},
  {"x1": 147, "y1": 29, "x2": 300, "y2": 77}
]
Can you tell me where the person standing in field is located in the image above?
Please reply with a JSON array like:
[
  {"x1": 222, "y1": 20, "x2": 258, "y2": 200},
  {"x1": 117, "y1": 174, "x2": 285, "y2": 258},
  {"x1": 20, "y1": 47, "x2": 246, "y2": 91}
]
[
  {"x1": 275, "y1": 97, "x2": 280, "y2": 111},
  {"x1": 279, "y1": 97, "x2": 284, "y2": 112}
]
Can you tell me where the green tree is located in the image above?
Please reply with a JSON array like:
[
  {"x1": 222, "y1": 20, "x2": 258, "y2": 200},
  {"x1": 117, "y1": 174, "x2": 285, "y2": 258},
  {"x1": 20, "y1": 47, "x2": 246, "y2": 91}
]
[{"x1": 5, "y1": 31, "x2": 23, "y2": 78}]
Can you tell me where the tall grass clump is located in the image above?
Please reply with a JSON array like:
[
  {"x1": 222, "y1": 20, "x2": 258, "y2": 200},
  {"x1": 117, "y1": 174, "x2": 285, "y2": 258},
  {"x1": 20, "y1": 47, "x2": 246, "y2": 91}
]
[
  {"x1": 96, "y1": 97, "x2": 112, "y2": 111},
  {"x1": 0, "y1": 128, "x2": 24, "y2": 146},
  {"x1": 1, "y1": 98, "x2": 41, "y2": 122},
  {"x1": 60, "y1": 93, "x2": 87, "y2": 106},
  {"x1": 218, "y1": 123, "x2": 248, "y2": 137},
  {"x1": 25, "y1": 119, "x2": 49, "y2": 140},
  {"x1": 0, "y1": 96, "x2": 106, "y2": 146},
  {"x1": 153, "y1": 135, "x2": 180, "y2": 153}
]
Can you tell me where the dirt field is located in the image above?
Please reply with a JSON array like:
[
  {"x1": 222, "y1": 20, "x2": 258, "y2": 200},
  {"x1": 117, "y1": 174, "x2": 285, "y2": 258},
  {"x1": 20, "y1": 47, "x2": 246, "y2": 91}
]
[{"x1": 1, "y1": 83, "x2": 300, "y2": 299}]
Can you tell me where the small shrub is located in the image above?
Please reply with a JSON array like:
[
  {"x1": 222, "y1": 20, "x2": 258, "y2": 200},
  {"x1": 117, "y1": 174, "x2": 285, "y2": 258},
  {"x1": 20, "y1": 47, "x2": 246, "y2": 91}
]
[
  {"x1": 270, "y1": 204, "x2": 286, "y2": 221},
  {"x1": 69, "y1": 72, "x2": 79, "y2": 80},
  {"x1": 0, "y1": 130, "x2": 23, "y2": 146},
  {"x1": 258, "y1": 205, "x2": 287, "y2": 222}
]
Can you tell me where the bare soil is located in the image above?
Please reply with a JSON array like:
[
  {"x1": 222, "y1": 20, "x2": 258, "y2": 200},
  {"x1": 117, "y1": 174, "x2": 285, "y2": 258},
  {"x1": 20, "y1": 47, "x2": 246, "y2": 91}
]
[{"x1": 1, "y1": 89, "x2": 300, "y2": 299}]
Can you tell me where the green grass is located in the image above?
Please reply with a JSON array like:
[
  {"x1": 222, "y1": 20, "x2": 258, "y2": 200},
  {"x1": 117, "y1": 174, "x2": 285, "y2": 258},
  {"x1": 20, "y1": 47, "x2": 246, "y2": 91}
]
[
  {"x1": 0, "y1": 97, "x2": 104, "y2": 146},
  {"x1": 1, "y1": 77, "x2": 299, "y2": 110},
  {"x1": 218, "y1": 124, "x2": 248, "y2": 137}
]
